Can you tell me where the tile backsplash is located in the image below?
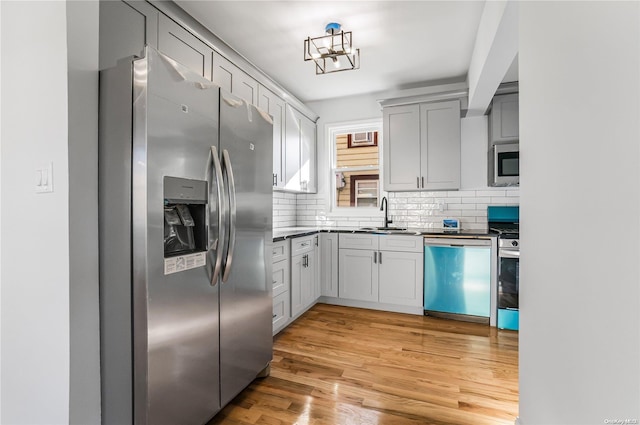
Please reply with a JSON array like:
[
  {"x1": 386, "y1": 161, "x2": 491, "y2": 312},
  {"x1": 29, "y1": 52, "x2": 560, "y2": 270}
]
[
  {"x1": 276, "y1": 188, "x2": 519, "y2": 230},
  {"x1": 272, "y1": 191, "x2": 297, "y2": 228}
]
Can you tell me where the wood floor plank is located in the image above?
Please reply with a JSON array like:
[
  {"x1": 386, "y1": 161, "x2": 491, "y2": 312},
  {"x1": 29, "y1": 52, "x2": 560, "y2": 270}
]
[{"x1": 207, "y1": 304, "x2": 518, "y2": 424}]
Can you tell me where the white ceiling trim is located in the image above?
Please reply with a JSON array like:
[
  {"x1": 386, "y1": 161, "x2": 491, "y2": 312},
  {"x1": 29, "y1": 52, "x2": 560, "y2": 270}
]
[{"x1": 466, "y1": 0, "x2": 519, "y2": 117}]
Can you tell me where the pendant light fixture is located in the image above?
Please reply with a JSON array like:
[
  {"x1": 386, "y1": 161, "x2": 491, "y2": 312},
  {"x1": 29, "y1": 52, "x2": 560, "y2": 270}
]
[{"x1": 304, "y1": 22, "x2": 360, "y2": 75}]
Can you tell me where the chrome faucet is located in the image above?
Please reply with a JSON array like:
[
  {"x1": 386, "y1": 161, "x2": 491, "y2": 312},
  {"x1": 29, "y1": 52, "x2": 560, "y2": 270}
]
[{"x1": 380, "y1": 196, "x2": 392, "y2": 228}]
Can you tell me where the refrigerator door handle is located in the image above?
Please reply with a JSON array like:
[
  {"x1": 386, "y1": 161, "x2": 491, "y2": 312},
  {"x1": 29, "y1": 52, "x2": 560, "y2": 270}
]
[
  {"x1": 221, "y1": 149, "x2": 237, "y2": 283},
  {"x1": 208, "y1": 146, "x2": 225, "y2": 286}
]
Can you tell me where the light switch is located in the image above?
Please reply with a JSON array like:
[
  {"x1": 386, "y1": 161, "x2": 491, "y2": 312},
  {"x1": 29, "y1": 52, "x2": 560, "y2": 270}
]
[{"x1": 35, "y1": 163, "x2": 53, "y2": 193}]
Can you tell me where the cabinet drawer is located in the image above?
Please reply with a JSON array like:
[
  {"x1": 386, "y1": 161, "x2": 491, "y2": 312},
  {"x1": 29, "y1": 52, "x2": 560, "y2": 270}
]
[
  {"x1": 291, "y1": 235, "x2": 315, "y2": 256},
  {"x1": 339, "y1": 233, "x2": 378, "y2": 250},
  {"x1": 379, "y1": 235, "x2": 423, "y2": 253},
  {"x1": 272, "y1": 257, "x2": 290, "y2": 297},
  {"x1": 272, "y1": 291, "x2": 290, "y2": 334},
  {"x1": 272, "y1": 240, "x2": 289, "y2": 263}
]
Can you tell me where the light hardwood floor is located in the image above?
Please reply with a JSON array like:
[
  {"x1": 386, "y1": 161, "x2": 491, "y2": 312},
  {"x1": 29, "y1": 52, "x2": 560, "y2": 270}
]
[{"x1": 208, "y1": 304, "x2": 519, "y2": 425}]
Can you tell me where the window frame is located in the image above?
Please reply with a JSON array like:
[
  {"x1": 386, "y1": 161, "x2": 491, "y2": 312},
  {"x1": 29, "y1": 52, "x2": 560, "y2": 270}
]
[{"x1": 327, "y1": 119, "x2": 385, "y2": 216}]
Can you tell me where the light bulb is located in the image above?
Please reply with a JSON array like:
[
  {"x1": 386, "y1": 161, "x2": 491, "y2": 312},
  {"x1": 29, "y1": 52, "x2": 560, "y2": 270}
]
[
  {"x1": 332, "y1": 57, "x2": 340, "y2": 68},
  {"x1": 311, "y1": 52, "x2": 321, "y2": 59}
]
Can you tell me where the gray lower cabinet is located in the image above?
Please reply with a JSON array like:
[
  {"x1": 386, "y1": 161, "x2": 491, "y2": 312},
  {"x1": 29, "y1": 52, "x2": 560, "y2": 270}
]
[
  {"x1": 211, "y1": 52, "x2": 258, "y2": 105},
  {"x1": 378, "y1": 251, "x2": 423, "y2": 307},
  {"x1": 383, "y1": 100, "x2": 461, "y2": 191},
  {"x1": 272, "y1": 240, "x2": 290, "y2": 335},
  {"x1": 339, "y1": 248, "x2": 378, "y2": 302},
  {"x1": 290, "y1": 235, "x2": 316, "y2": 317},
  {"x1": 99, "y1": 0, "x2": 158, "y2": 70},
  {"x1": 320, "y1": 233, "x2": 338, "y2": 297},
  {"x1": 258, "y1": 85, "x2": 286, "y2": 189},
  {"x1": 338, "y1": 233, "x2": 423, "y2": 307},
  {"x1": 157, "y1": 14, "x2": 212, "y2": 80}
]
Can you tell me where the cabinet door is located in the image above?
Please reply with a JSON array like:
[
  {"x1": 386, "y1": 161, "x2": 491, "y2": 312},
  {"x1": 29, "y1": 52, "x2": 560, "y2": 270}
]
[
  {"x1": 419, "y1": 100, "x2": 461, "y2": 190},
  {"x1": 157, "y1": 15, "x2": 212, "y2": 80},
  {"x1": 291, "y1": 253, "x2": 315, "y2": 316},
  {"x1": 300, "y1": 115, "x2": 317, "y2": 193},
  {"x1": 258, "y1": 85, "x2": 286, "y2": 188},
  {"x1": 99, "y1": 0, "x2": 159, "y2": 70},
  {"x1": 383, "y1": 104, "x2": 421, "y2": 191},
  {"x1": 490, "y1": 93, "x2": 519, "y2": 143},
  {"x1": 284, "y1": 105, "x2": 302, "y2": 191},
  {"x1": 320, "y1": 233, "x2": 338, "y2": 297},
  {"x1": 378, "y1": 251, "x2": 423, "y2": 307},
  {"x1": 290, "y1": 254, "x2": 304, "y2": 317},
  {"x1": 272, "y1": 259, "x2": 289, "y2": 298},
  {"x1": 272, "y1": 291, "x2": 290, "y2": 335},
  {"x1": 338, "y1": 249, "x2": 378, "y2": 302},
  {"x1": 212, "y1": 52, "x2": 258, "y2": 105},
  {"x1": 303, "y1": 250, "x2": 316, "y2": 309}
]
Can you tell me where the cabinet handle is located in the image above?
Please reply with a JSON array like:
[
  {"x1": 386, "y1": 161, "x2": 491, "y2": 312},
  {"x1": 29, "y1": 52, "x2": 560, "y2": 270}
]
[
  {"x1": 416, "y1": 177, "x2": 420, "y2": 189},
  {"x1": 421, "y1": 177, "x2": 424, "y2": 188},
  {"x1": 273, "y1": 314, "x2": 277, "y2": 319},
  {"x1": 315, "y1": 236, "x2": 318, "y2": 246},
  {"x1": 301, "y1": 242, "x2": 310, "y2": 247},
  {"x1": 273, "y1": 173, "x2": 277, "y2": 186},
  {"x1": 272, "y1": 280, "x2": 277, "y2": 284},
  {"x1": 379, "y1": 251, "x2": 382, "y2": 264},
  {"x1": 373, "y1": 252, "x2": 377, "y2": 264}
]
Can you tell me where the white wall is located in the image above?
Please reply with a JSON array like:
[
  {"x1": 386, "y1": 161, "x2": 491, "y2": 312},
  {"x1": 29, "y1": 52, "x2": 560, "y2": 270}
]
[
  {"x1": 0, "y1": 1, "x2": 71, "y2": 424},
  {"x1": 66, "y1": 1, "x2": 101, "y2": 423},
  {"x1": 519, "y1": 2, "x2": 640, "y2": 424}
]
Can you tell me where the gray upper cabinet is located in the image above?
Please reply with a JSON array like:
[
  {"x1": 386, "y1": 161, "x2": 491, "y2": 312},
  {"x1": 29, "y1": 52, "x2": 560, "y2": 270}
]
[
  {"x1": 99, "y1": 0, "x2": 158, "y2": 70},
  {"x1": 284, "y1": 105, "x2": 302, "y2": 191},
  {"x1": 383, "y1": 99, "x2": 460, "y2": 191},
  {"x1": 101, "y1": 1, "x2": 318, "y2": 193},
  {"x1": 300, "y1": 116, "x2": 316, "y2": 193},
  {"x1": 284, "y1": 105, "x2": 316, "y2": 193},
  {"x1": 212, "y1": 52, "x2": 258, "y2": 105},
  {"x1": 419, "y1": 100, "x2": 461, "y2": 190},
  {"x1": 157, "y1": 15, "x2": 212, "y2": 80},
  {"x1": 490, "y1": 93, "x2": 519, "y2": 143},
  {"x1": 383, "y1": 104, "x2": 421, "y2": 191},
  {"x1": 258, "y1": 85, "x2": 286, "y2": 188}
]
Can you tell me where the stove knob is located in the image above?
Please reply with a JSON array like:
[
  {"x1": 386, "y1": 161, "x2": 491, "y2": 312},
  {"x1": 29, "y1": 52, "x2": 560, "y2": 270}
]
[{"x1": 511, "y1": 240, "x2": 519, "y2": 247}]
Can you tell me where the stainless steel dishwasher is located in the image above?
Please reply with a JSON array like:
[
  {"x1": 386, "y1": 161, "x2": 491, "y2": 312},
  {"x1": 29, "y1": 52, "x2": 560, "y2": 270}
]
[{"x1": 423, "y1": 237, "x2": 492, "y2": 323}]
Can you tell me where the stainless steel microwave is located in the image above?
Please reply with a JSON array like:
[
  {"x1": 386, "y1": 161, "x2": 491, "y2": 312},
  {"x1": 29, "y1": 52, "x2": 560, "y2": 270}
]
[{"x1": 489, "y1": 142, "x2": 519, "y2": 186}]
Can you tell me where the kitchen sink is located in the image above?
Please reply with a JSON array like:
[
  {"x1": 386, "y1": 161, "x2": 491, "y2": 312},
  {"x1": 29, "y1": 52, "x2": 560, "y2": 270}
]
[{"x1": 360, "y1": 226, "x2": 408, "y2": 233}]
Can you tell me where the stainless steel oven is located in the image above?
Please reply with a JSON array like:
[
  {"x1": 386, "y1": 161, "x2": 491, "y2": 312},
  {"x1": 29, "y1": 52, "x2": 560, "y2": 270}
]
[
  {"x1": 498, "y1": 238, "x2": 519, "y2": 330},
  {"x1": 490, "y1": 142, "x2": 519, "y2": 186},
  {"x1": 488, "y1": 205, "x2": 520, "y2": 330}
]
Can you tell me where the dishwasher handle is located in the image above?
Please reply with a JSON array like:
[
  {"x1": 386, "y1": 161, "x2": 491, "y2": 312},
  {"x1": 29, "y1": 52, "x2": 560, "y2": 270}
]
[{"x1": 424, "y1": 237, "x2": 492, "y2": 248}]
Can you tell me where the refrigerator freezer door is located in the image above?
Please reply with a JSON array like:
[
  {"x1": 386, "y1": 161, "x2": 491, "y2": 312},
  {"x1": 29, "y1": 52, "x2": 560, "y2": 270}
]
[
  {"x1": 219, "y1": 92, "x2": 274, "y2": 406},
  {"x1": 133, "y1": 49, "x2": 222, "y2": 425}
]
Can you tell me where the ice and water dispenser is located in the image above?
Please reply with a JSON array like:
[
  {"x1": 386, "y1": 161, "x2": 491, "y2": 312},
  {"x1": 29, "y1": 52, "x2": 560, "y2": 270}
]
[{"x1": 163, "y1": 176, "x2": 208, "y2": 274}]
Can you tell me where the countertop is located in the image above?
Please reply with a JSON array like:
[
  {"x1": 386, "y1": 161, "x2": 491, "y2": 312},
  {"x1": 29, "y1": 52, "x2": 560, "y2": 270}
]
[{"x1": 273, "y1": 226, "x2": 494, "y2": 242}]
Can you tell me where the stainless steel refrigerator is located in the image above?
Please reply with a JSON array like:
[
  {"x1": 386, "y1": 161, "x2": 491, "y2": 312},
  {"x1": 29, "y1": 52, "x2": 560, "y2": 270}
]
[{"x1": 99, "y1": 47, "x2": 273, "y2": 425}]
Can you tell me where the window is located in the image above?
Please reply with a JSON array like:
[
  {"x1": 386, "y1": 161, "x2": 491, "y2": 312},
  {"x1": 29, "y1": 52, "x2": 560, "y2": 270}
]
[{"x1": 330, "y1": 121, "x2": 383, "y2": 211}]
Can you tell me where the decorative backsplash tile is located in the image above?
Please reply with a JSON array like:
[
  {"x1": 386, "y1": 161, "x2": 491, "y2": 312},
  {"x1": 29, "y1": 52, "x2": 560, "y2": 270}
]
[{"x1": 289, "y1": 188, "x2": 519, "y2": 230}]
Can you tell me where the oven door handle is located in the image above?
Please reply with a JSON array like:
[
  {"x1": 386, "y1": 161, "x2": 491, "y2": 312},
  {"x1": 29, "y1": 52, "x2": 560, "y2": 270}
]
[{"x1": 499, "y1": 249, "x2": 520, "y2": 259}]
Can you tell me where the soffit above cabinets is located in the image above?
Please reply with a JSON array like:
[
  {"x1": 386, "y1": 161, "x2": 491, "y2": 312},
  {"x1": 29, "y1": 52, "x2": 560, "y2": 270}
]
[{"x1": 174, "y1": 1, "x2": 486, "y2": 103}]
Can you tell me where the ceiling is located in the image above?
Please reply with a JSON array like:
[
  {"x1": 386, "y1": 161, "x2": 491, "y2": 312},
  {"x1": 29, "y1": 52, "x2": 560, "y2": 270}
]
[{"x1": 174, "y1": 1, "x2": 489, "y2": 103}]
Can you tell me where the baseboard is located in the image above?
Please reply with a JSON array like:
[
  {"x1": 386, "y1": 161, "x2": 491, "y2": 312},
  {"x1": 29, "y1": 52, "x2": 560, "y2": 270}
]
[{"x1": 317, "y1": 296, "x2": 424, "y2": 315}]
